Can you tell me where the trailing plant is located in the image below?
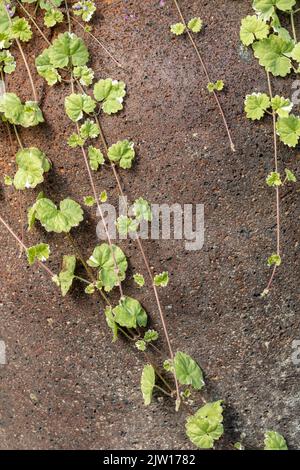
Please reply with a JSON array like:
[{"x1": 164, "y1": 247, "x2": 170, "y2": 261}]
[
  {"x1": 240, "y1": 1, "x2": 298, "y2": 294},
  {"x1": 170, "y1": 0, "x2": 235, "y2": 152},
  {"x1": 0, "y1": 0, "x2": 290, "y2": 450}
]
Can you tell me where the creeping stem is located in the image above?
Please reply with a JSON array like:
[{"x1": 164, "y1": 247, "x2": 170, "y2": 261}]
[
  {"x1": 264, "y1": 71, "x2": 281, "y2": 294},
  {"x1": 172, "y1": 0, "x2": 235, "y2": 152}
]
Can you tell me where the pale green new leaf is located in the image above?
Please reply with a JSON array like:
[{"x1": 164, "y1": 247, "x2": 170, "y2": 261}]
[
  {"x1": 73, "y1": 65, "x2": 94, "y2": 86},
  {"x1": 141, "y1": 364, "x2": 155, "y2": 406},
  {"x1": 27, "y1": 243, "x2": 50, "y2": 265},
  {"x1": 4, "y1": 175, "x2": 12, "y2": 186},
  {"x1": 276, "y1": 114, "x2": 300, "y2": 147},
  {"x1": 48, "y1": 32, "x2": 89, "y2": 68},
  {"x1": 88, "y1": 146, "x2": 104, "y2": 170},
  {"x1": 144, "y1": 329, "x2": 158, "y2": 342},
  {"x1": 132, "y1": 197, "x2": 152, "y2": 222},
  {"x1": 35, "y1": 197, "x2": 84, "y2": 233},
  {"x1": 107, "y1": 140, "x2": 135, "y2": 169},
  {"x1": 267, "y1": 253, "x2": 282, "y2": 266},
  {"x1": 58, "y1": 255, "x2": 76, "y2": 296},
  {"x1": 93, "y1": 78, "x2": 126, "y2": 115},
  {"x1": 244, "y1": 93, "x2": 270, "y2": 120},
  {"x1": 65, "y1": 93, "x2": 96, "y2": 122},
  {"x1": 112, "y1": 296, "x2": 147, "y2": 329},
  {"x1": 174, "y1": 351, "x2": 204, "y2": 390},
  {"x1": 266, "y1": 171, "x2": 282, "y2": 187},
  {"x1": 87, "y1": 243, "x2": 127, "y2": 292},
  {"x1": 187, "y1": 17, "x2": 202, "y2": 33},
  {"x1": 153, "y1": 271, "x2": 169, "y2": 287},
  {"x1": 0, "y1": 92, "x2": 23, "y2": 123},
  {"x1": 264, "y1": 431, "x2": 288, "y2": 450},
  {"x1": 73, "y1": 1, "x2": 96, "y2": 22},
  {"x1": 271, "y1": 95, "x2": 293, "y2": 117},
  {"x1": 44, "y1": 9, "x2": 64, "y2": 28},
  {"x1": 285, "y1": 168, "x2": 296, "y2": 182},
  {"x1": 0, "y1": 50, "x2": 16, "y2": 74},
  {"x1": 170, "y1": 23, "x2": 186, "y2": 35},
  {"x1": 79, "y1": 119, "x2": 100, "y2": 139},
  {"x1": 240, "y1": 15, "x2": 269, "y2": 46},
  {"x1": 252, "y1": 34, "x2": 294, "y2": 77},
  {"x1": 10, "y1": 17, "x2": 32, "y2": 42},
  {"x1": 67, "y1": 133, "x2": 85, "y2": 148},
  {"x1": 19, "y1": 101, "x2": 44, "y2": 127},
  {"x1": 133, "y1": 272, "x2": 145, "y2": 287},
  {"x1": 116, "y1": 215, "x2": 138, "y2": 236},
  {"x1": 36, "y1": 49, "x2": 61, "y2": 86}
]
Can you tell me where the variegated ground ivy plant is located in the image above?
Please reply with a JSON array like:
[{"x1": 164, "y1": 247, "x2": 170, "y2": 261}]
[
  {"x1": 240, "y1": 0, "x2": 298, "y2": 295},
  {"x1": 0, "y1": 0, "x2": 289, "y2": 450}
]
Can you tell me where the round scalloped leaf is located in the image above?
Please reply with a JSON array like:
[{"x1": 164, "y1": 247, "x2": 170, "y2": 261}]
[
  {"x1": 107, "y1": 140, "x2": 135, "y2": 169},
  {"x1": 87, "y1": 243, "x2": 128, "y2": 292},
  {"x1": 244, "y1": 93, "x2": 270, "y2": 120},
  {"x1": 19, "y1": 101, "x2": 44, "y2": 127},
  {"x1": 14, "y1": 147, "x2": 50, "y2": 190},
  {"x1": 264, "y1": 431, "x2": 288, "y2": 450},
  {"x1": 65, "y1": 93, "x2": 96, "y2": 122},
  {"x1": 35, "y1": 197, "x2": 84, "y2": 233},
  {"x1": 93, "y1": 78, "x2": 126, "y2": 115},
  {"x1": 36, "y1": 49, "x2": 61, "y2": 86},
  {"x1": 0, "y1": 92, "x2": 23, "y2": 123},
  {"x1": 27, "y1": 243, "x2": 50, "y2": 265},
  {"x1": 276, "y1": 114, "x2": 300, "y2": 147},
  {"x1": 0, "y1": 50, "x2": 16, "y2": 74},
  {"x1": 112, "y1": 296, "x2": 147, "y2": 329},
  {"x1": 240, "y1": 15, "x2": 269, "y2": 46},
  {"x1": 253, "y1": 0, "x2": 296, "y2": 19},
  {"x1": 186, "y1": 401, "x2": 224, "y2": 449},
  {"x1": 252, "y1": 34, "x2": 294, "y2": 77},
  {"x1": 48, "y1": 32, "x2": 89, "y2": 68},
  {"x1": 10, "y1": 17, "x2": 32, "y2": 42}
]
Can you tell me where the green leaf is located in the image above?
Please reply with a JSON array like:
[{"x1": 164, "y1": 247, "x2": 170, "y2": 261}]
[
  {"x1": 285, "y1": 168, "x2": 296, "y2": 182},
  {"x1": 240, "y1": 15, "x2": 269, "y2": 46},
  {"x1": 35, "y1": 197, "x2": 84, "y2": 233},
  {"x1": 79, "y1": 118, "x2": 100, "y2": 139},
  {"x1": 100, "y1": 190, "x2": 107, "y2": 202},
  {"x1": 65, "y1": 93, "x2": 96, "y2": 122},
  {"x1": 27, "y1": 243, "x2": 50, "y2": 265},
  {"x1": 266, "y1": 171, "x2": 282, "y2": 187},
  {"x1": 135, "y1": 339, "x2": 147, "y2": 351},
  {"x1": 83, "y1": 195, "x2": 95, "y2": 206},
  {"x1": 141, "y1": 364, "x2": 155, "y2": 406},
  {"x1": 276, "y1": 114, "x2": 300, "y2": 147},
  {"x1": 48, "y1": 32, "x2": 89, "y2": 68},
  {"x1": 67, "y1": 133, "x2": 85, "y2": 148},
  {"x1": 186, "y1": 401, "x2": 224, "y2": 449},
  {"x1": 132, "y1": 197, "x2": 152, "y2": 222},
  {"x1": 11, "y1": 17, "x2": 32, "y2": 42},
  {"x1": 244, "y1": 93, "x2": 270, "y2": 120},
  {"x1": 27, "y1": 191, "x2": 45, "y2": 230},
  {"x1": 14, "y1": 147, "x2": 51, "y2": 190},
  {"x1": 252, "y1": 34, "x2": 294, "y2": 77},
  {"x1": 112, "y1": 296, "x2": 147, "y2": 329},
  {"x1": 0, "y1": 92, "x2": 23, "y2": 124},
  {"x1": 58, "y1": 255, "x2": 76, "y2": 296},
  {"x1": 187, "y1": 17, "x2": 203, "y2": 33},
  {"x1": 44, "y1": 9, "x2": 64, "y2": 28},
  {"x1": 234, "y1": 442, "x2": 245, "y2": 450},
  {"x1": 73, "y1": 65, "x2": 94, "y2": 86},
  {"x1": 107, "y1": 140, "x2": 135, "y2": 169},
  {"x1": 73, "y1": 1, "x2": 96, "y2": 23},
  {"x1": 35, "y1": 49, "x2": 61, "y2": 86},
  {"x1": 153, "y1": 271, "x2": 169, "y2": 287},
  {"x1": 104, "y1": 306, "x2": 118, "y2": 342},
  {"x1": 291, "y1": 42, "x2": 300, "y2": 62},
  {"x1": 271, "y1": 95, "x2": 293, "y2": 117},
  {"x1": 116, "y1": 215, "x2": 138, "y2": 236},
  {"x1": 88, "y1": 146, "x2": 105, "y2": 171},
  {"x1": 0, "y1": 4, "x2": 14, "y2": 34},
  {"x1": 133, "y1": 272, "x2": 145, "y2": 288},
  {"x1": 4, "y1": 175, "x2": 12, "y2": 186},
  {"x1": 267, "y1": 253, "x2": 282, "y2": 266},
  {"x1": 19, "y1": 101, "x2": 44, "y2": 127},
  {"x1": 84, "y1": 284, "x2": 95, "y2": 294},
  {"x1": 0, "y1": 50, "x2": 16, "y2": 74},
  {"x1": 87, "y1": 243, "x2": 128, "y2": 292},
  {"x1": 144, "y1": 329, "x2": 158, "y2": 342},
  {"x1": 93, "y1": 78, "x2": 126, "y2": 115},
  {"x1": 170, "y1": 23, "x2": 186, "y2": 36},
  {"x1": 264, "y1": 431, "x2": 288, "y2": 450},
  {"x1": 253, "y1": 0, "x2": 296, "y2": 19},
  {"x1": 174, "y1": 351, "x2": 204, "y2": 390},
  {"x1": 39, "y1": 0, "x2": 63, "y2": 11}
]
